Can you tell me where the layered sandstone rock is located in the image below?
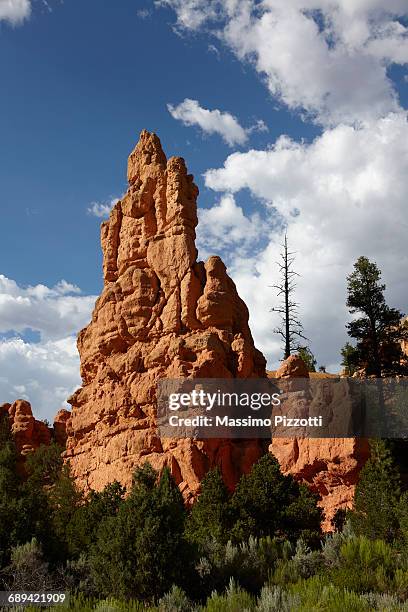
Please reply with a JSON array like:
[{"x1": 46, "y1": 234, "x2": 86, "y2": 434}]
[
  {"x1": 270, "y1": 356, "x2": 369, "y2": 530},
  {"x1": 65, "y1": 130, "x2": 267, "y2": 499},
  {"x1": 0, "y1": 400, "x2": 51, "y2": 460}
]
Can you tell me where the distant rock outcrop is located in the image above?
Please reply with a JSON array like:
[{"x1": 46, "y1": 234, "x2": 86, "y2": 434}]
[
  {"x1": 0, "y1": 400, "x2": 51, "y2": 463},
  {"x1": 64, "y1": 130, "x2": 267, "y2": 500}
]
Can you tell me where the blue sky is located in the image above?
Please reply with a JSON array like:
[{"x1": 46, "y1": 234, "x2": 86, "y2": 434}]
[
  {"x1": 1, "y1": 0, "x2": 408, "y2": 419},
  {"x1": 0, "y1": 0, "x2": 317, "y2": 292}
]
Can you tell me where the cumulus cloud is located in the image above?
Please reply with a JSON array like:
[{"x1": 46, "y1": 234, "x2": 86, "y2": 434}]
[
  {"x1": 0, "y1": 0, "x2": 31, "y2": 24},
  {"x1": 0, "y1": 275, "x2": 96, "y2": 420},
  {"x1": 0, "y1": 275, "x2": 96, "y2": 341},
  {"x1": 197, "y1": 194, "x2": 271, "y2": 259},
  {"x1": 167, "y1": 98, "x2": 266, "y2": 146},
  {"x1": 0, "y1": 336, "x2": 81, "y2": 421},
  {"x1": 88, "y1": 197, "x2": 119, "y2": 218},
  {"x1": 201, "y1": 112, "x2": 408, "y2": 370},
  {"x1": 159, "y1": 0, "x2": 408, "y2": 125},
  {"x1": 155, "y1": 0, "x2": 219, "y2": 31}
]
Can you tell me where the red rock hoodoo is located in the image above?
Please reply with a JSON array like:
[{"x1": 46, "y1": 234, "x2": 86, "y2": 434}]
[
  {"x1": 0, "y1": 400, "x2": 51, "y2": 462},
  {"x1": 64, "y1": 130, "x2": 267, "y2": 500},
  {"x1": 62, "y1": 131, "x2": 368, "y2": 527}
]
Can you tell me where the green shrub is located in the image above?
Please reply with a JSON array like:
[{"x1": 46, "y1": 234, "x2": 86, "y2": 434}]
[
  {"x1": 361, "y1": 591, "x2": 408, "y2": 611},
  {"x1": 93, "y1": 598, "x2": 146, "y2": 611},
  {"x1": 272, "y1": 539, "x2": 323, "y2": 586},
  {"x1": 196, "y1": 536, "x2": 288, "y2": 595},
  {"x1": 291, "y1": 575, "x2": 372, "y2": 611},
  {"x1": 158, "y1": 585, "x2": 192, "y2": 611},
  {"x1": 329, "y1": 536, "x2": 396, "y2": 593},
  {"x1": 256, "y1": 585, "x2": 300, "y2": 611},
  {"x1": 1, "y1": 538, "x2": 57, "y2": 592},
  {"x1": 203, "y1": 578, "x2": 255, "y2": 612}
]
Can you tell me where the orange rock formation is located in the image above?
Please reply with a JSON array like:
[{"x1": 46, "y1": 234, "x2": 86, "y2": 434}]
[
  {"x1": 64, "y1": 130, "x2": 267, "y2": 500},
  {"x1": 45, "y1": 130, "x2": 368, "y2": 528},
  {"x1": 0, "y1": 400, "x2": 51, "y2": 460},
  {"x1": 271, "y1": 355, "x2": 369, "y2": 530}
]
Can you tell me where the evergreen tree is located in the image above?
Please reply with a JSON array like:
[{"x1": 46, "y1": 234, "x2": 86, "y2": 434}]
[
  {"x1": 0, "y1": 413, "x2": 23, "y2": 568},
  {"x1": 90, "y1": 464, "x2": 188, "y2": 601},
  {"x1": 185, "y1": 467, "x2": 231, "y2": 546},
  {"x1": 19, "y1": 444, "x2": 78, "y2": 565},
  {"x1": 25, "y1": 442, "x2": 63, "y2": 487},
  {"x1": 230, "y1": 455, "x2": 322, "y2": 546},
  {"x1": 65, "y1": 481, "x2": 125, "y2": 559},
  {"x1": 350, "y1": 440, "x2": 400, "y2": 542},
  {"x1": 346, "y1": 257, "x2": 408, "y2": 376},
  {"x1": 397, "y1": 490, "x2": 408, "y2": 549},
  {"x1": 340, "y1": 342, "x2": 359, "y2": 376},
  {"x1": 297, "y1": 346, "x2": 317, "y2": 372}
]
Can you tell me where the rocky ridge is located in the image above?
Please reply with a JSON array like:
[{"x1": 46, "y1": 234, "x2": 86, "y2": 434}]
[
  {"x1": 0, "y1": 400, "x2": 51, "y2": 462},
  {"x1": 0, "y1": 401, "x2": 71, "y2": 466}
]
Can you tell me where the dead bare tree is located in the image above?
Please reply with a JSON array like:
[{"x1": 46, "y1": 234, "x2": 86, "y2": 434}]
[{"x1": 271, "y1": 234, "x2": 308, "y2": 359}]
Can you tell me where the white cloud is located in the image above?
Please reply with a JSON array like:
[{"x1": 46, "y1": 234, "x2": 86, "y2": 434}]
[
  {"x1": 208, "y1": 43, "x2": 220, "y2": 58},
  {"x1": 155, "y1": 0, "x2": 219, "y2": 31},
  {"x1": 197, "y1": 194, "x2": 271, "y2": 259},
  {"x1": 168, "y1": 98, "x2": 250, "y2": 146},
  {"x1": 0, "y1": 275, "x2": 96, "y2": 341},
  {"x1": 0, "y1": 275, "x2": 96, "y2": 420},
  {"x1": 0, "y1": 0, "x2": 31, "y2": 24},
  {"x1": 88, "y1": 197, "x2": 119, "y2": 218},
  {"x1": 201, "y1": 112, "x2": 408, "y2": 370},
  {"x1": 247, "y1": 119, "x2": 268, "y2": 135},
  {"x1": 0, "y1": 336, "x2": 81, "y2": 421},
  {"x1": 159, "y1": 0, "x2": 408, "y2": 125},
  {"x1": 137, "y1": 8, "x2": 151, "y2": 19}
]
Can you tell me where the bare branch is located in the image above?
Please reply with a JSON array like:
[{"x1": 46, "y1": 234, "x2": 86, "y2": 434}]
[{"x1": 270, "y1": 234, "x2": 307, "y2": 359}]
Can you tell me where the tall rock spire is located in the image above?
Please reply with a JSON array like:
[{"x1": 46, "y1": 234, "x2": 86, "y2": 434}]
[{"x1": 65, "y1": 131, "x2": 267, "y2": 497}]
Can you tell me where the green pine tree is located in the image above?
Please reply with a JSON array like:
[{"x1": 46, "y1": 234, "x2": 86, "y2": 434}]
[
  {"x1": 346, "y1": 256, "x2": 408, "y2": 376},
  {"x1": 90, "y1": 464, "x2": 188, "y2": 601},
  {"x1": 0, "y1": 413, "x2": 23, "y2": 569},
  {"x1": 297, "y1": 346, "x2": 317, "y2": 372},
  {"x1": 65, "y1": 480, "x2": 125, "y2": 559},
  {"x1": 185, "y1": 467, "x2": 231, "y2": 547},
  {"x1": 340, "y1": 342, "x2": 359, "y2": 376},
  {"x1": 350, "y1": 440, "x2": 400, "y2": 542},
  {"x1": 230, "y1": 454, "x2": 322, "y2": 546}
]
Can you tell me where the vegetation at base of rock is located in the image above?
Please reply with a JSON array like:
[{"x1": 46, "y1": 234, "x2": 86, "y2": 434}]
[
  {"x1": 1, "y1": 441, "x2": 408, "y2": 610},
  {"x1": 349, "y1": 439, "x2": 401, "y2": 542}
]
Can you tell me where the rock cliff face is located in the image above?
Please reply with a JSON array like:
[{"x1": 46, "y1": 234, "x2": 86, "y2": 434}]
[
  {"x1": 65, "y1": 130, "x2": 267, "y2": 499},
  {"x1": 0, "y1": 400, "x2": 51, "y2": 463},
  {"x1": 270, "y1": 356, "x2": 369, "y2": 530}
]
